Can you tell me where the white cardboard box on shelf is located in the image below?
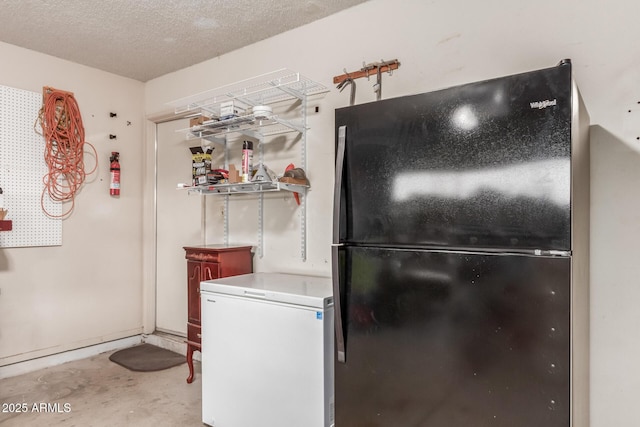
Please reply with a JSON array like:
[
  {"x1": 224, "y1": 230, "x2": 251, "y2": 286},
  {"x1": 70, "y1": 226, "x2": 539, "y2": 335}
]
[{"x1": 220, "y1": 101, "x2": 246, "y2": 119}]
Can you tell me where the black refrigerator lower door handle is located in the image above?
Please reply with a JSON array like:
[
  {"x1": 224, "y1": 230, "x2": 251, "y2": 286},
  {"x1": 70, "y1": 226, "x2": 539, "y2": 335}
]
[{"x1": 331, "y1": 244, "x2": 346, "y2": 363}]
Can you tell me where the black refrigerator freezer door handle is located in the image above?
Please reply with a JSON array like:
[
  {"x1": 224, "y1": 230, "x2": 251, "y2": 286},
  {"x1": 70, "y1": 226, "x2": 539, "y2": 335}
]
[
  {"x1": 333, "y1": 125, "x2": 346, "y2": 245},
  {"x1": 331, "y1": 245, "x2": 346, "y2": 363}
]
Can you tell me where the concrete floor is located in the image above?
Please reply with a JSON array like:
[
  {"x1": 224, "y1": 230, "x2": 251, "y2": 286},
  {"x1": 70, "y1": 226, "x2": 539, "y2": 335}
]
[{"x1": 0, "y1": 350, "x2": 202, "y2": 427}]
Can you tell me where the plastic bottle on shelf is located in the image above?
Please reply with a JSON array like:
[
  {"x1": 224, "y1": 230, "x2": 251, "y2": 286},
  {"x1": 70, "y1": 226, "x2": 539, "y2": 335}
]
[{"x1": 242, "y1": 141, "x2": 253, "y2": 183}]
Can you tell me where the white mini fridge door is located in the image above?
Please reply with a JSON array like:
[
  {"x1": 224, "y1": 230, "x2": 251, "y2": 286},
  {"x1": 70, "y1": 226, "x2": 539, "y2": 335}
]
[{"x1": 201, "y1": 291, "x2": 334, "y2": 427}]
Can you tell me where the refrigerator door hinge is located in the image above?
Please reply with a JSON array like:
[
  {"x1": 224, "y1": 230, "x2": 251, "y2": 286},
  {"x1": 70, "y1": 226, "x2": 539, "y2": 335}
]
[{"x1": 534, "y1": 249, "x2": 571, "y2": 256}]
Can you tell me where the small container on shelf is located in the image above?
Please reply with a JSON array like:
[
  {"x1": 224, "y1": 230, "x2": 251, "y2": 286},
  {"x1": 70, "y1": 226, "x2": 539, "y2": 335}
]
[
  {"x1": 0, "y1": 186, "x2": 9, "y2": 230},
  {"x1": 0, "y1": 208, "x2": 11, "y2": 231},
  {"x1": 252, "y1": 105, "x2": 272, "y2": 119}
]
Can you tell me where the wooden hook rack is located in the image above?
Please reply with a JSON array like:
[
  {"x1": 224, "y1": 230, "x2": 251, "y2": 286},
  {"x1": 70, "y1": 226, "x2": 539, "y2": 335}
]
[{"x1": 333, "y1": 59, "x2": 401, "y2": 84}]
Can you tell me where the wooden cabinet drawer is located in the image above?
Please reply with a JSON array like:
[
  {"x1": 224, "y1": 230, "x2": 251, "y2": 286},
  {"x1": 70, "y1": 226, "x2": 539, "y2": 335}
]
[
  {"x1": 185, "y1": 250, "x2": 220, "y2": 263},
  {"x1": 187, "y1": 322, "x2": 202, "y2": 346}
]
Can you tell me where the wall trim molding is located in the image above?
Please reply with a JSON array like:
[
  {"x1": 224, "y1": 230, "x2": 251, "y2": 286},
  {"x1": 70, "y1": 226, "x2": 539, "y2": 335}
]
[
  {"x1": 0, "y1": 333, "x2": 197, "y2": 379},
  {"x1": 0, "y1": 335, "x2": 142, "y2": 379},
  {"x1": 145, "y1": 332, "x2": 201, "y2": 362}
]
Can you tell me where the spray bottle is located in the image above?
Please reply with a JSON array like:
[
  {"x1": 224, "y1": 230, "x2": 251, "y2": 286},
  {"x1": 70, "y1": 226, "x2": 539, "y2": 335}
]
[{"x1": 242, "y1": 141, "x2": 253, "y2": 183}]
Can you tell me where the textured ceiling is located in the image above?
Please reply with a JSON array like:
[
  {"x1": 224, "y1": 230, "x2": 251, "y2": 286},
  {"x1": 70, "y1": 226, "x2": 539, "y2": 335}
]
[{"x1": 0, "y1": 0, "x2": 368, "y2": 82}]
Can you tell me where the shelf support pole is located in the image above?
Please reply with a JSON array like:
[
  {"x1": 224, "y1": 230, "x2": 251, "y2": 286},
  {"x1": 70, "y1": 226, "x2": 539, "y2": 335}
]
[
  {"x1": 223, "y1": 137, "x2": 229, "y2": 245},
  {"x1": 258, "y1": 134, "x2": 265, "y2": 258},
  {"x1": 258, "y1": 193, "x2": 264, "y2": 258},
  {"x1": 300, "y1": 85, "x2": 308, "y2": 261},
  {"x1": 224, "y1": 195, "x2": 229, "y2": 246}
]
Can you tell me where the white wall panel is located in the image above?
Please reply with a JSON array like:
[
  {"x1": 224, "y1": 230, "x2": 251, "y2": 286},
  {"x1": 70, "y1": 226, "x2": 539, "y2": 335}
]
[
  {"x1": 155, "y1": 119, "x2": 202, "y2": 335},
  {"x1": 0, "y1": 41, "x2": 145, "y2": 366}
]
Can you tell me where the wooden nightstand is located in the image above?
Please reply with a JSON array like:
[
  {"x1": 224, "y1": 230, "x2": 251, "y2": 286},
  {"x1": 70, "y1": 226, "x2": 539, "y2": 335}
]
[{"x1": 183, "y1": 245, "x2": 252, "y2": 383}]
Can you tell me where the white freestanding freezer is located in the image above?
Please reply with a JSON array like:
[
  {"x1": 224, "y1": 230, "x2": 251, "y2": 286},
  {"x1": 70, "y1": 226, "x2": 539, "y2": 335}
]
[{"x1": 200, "y1": 272, "x2": 334, "y2": 427}]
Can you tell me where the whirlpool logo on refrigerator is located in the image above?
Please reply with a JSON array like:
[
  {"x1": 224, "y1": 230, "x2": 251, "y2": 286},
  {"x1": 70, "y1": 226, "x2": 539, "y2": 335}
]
[{"x1": 530, "y1": 99, "x2": 557, "y2": 109}]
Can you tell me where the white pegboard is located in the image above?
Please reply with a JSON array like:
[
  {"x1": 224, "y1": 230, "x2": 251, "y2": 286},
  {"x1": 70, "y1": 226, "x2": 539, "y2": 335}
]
[{"x1": 0, "y1": 85, "x2": 62, "y2": 247}]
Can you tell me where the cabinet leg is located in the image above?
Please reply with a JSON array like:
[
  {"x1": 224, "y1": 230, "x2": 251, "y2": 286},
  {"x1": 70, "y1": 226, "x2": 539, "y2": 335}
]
[{"x1": 186, "y1": 344, "x2": 195, "y2": 384}]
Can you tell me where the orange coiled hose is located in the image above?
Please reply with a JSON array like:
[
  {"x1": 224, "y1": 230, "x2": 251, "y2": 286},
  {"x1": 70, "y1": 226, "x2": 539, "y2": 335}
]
[{"x1": 38, "y1": 87, "x2": 97, "y2": 218}]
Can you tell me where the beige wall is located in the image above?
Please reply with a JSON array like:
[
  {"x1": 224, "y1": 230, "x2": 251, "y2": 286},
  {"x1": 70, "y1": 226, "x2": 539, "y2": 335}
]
[
  {"x1": 146, "y1": 0, "x2": 640, "y2": 425},
  {"x1": 0, "y1": 41, "x2": 145, "y2": 365}
]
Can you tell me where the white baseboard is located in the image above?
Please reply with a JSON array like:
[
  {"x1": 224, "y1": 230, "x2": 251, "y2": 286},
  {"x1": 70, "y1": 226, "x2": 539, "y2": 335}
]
[
  {"x1": 144, "y1": 332, "x2": 200, "y2": 361},
  {"x1": 0, "y1": 335, "x2": 143, "y2": 379},
  {"x1": 0, "y1": 333, "x2": 200, "y2": 380}
]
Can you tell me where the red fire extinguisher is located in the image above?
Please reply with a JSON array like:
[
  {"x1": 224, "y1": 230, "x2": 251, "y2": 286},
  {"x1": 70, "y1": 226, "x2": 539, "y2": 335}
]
[{"x1": 110, "y1": 152, "x2": 120, "y2": 196}]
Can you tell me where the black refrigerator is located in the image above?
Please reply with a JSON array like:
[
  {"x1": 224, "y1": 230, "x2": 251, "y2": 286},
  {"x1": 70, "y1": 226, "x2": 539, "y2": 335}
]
[{"x1": 332, "y1": 60, "x2": 590, "y2": 427}]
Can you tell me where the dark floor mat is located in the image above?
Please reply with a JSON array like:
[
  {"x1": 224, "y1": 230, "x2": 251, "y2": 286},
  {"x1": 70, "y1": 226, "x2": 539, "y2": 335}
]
[{"x1": 109, "y1": 344, "x2": 186, "y2": 372}]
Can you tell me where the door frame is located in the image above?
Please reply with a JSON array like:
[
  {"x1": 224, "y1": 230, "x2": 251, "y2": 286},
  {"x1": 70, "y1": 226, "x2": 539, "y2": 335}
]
[{"x1": 142, "y1": 110, "x2": 203, "y2": 335}]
